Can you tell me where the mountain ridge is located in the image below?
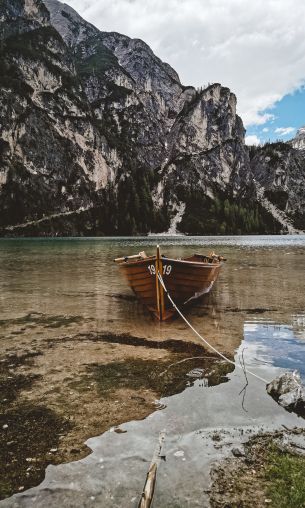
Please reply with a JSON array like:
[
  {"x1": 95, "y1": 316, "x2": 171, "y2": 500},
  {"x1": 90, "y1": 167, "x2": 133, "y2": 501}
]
[{"x1": 0, "y1": 0, "x2": 304, "y2": 236}]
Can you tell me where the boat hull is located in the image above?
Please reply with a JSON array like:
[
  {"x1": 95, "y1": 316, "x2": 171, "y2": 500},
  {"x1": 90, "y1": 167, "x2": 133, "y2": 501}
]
[{"x1": 119, "y1": 254, "x2": 222, "y2": 321}]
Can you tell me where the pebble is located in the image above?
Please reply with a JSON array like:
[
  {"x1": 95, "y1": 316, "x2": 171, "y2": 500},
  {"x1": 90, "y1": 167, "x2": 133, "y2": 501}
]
[
  {"x1": 114, "y1": 428, "x2": 127, "y2": 434},
  {"x1": 2, "y1": 424, "x2": 8, "y2": 430},
  {"x1": 174, "y1": 450, "x2": 185, "y2": 458},
  {"x1": 50, "y1": 448, "x2": 58, "y2": 453},
  {"x1": 186, "y1": 368, "x2": 205, "y2": 378},
  {"x1": 232, "y1": 447, "x2": 245, "y2": 457}
]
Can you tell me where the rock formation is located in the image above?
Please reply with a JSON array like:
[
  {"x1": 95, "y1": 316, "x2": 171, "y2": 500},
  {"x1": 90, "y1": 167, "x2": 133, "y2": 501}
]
[
  {"x1": 292, "y1": 126, "x2": 305, "y2": 152},
  {"x1": 0, "y1": 0, "x2": 304, "y2": 236}
]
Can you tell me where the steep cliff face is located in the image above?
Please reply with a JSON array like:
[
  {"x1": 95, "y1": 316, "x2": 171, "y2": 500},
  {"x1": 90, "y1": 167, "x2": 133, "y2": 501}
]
[
  {"x1": 0, "y1": 0, "x2": 119, "y2": 233},
  {"x1": 249, "y1": 141, "x2": 305, "y2": 232},
  {"x1": 0, "y1": 0, "x2": 302, "y2": 236}
]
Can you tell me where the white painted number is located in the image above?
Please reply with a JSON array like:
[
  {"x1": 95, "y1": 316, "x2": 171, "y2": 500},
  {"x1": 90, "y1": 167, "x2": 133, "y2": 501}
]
[
  {"x1": 163, "y1": 265, "x2": 172, "y2": 275},
  {"x1": 147, "y1": 264, "x2": 172, "y2": 275}
]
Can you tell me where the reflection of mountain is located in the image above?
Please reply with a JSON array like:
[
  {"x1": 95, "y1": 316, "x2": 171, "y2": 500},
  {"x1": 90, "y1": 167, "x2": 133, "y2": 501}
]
[
  {"x1": 244, "y1": 319, "x2": 305, "y2": 381},
  {"x1": 292, "y1": 314, "x2": 305, "y2": 340}
]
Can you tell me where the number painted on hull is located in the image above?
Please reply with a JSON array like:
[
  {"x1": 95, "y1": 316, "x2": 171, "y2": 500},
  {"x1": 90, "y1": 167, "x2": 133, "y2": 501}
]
[
  {"x1": 148, "y1": 265, "x2": 156, "y2": 275},
  {"x1": 163, "y1": 265, "x2": 172, "y2": 275},
  {"x1": 147, "y1": 264, "x2": 172, "y2": 276}
]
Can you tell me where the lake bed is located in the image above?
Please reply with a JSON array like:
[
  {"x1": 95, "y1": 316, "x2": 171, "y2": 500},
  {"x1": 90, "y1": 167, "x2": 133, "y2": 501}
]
[{"x1": 1, "y1": 236, "x2": 305, "y2": 506}]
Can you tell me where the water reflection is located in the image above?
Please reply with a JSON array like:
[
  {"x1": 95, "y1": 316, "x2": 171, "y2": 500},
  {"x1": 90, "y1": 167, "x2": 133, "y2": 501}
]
[{"x1": 243, "y1": 316, "x2": 305, "y2": 382}]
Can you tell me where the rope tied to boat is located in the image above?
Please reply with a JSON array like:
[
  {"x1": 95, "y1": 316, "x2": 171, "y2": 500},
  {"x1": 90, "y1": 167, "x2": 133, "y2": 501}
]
[{"x1": 157, "y1": 271, "x2": 269, "y2": 385}]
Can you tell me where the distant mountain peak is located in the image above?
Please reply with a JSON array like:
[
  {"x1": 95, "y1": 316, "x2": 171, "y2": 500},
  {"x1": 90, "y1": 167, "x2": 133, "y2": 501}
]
[
  {"x1": 292, "y1": 126, "x2": 305, "y2": 151},
  {"x1": 44, "y1": 0, "x2": 97, "y2": 46}
]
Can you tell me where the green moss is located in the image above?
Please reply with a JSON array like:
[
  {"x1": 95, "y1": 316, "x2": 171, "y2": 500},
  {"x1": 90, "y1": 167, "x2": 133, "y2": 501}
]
[
  {"x1": 265, "y1": 445, "x2": 305, "y2": 508},
  {"x1": 71, "y1": 356, "x2": 232, "y2": 400},
  {"x1": 0, "y1": 312, "x2": 88, "y2": 329},
  {"x1": 0, "y1": 406, "x2": 70, "y2": 500}
]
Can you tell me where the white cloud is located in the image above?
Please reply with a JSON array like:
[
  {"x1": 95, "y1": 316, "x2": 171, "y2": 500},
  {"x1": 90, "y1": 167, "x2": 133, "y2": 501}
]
[
  {"x1": 62, "y1": 0, "x2": 305, "y2": 127},
  {"x1": 245, "y1": 135, "x2": 261, "y2": 146},
  {"x1": 262, "y1": 128, "x2": 269, "y2": 133},
  {"x1": 274, "y1": 127, "x2": 295, "y2": 136}
]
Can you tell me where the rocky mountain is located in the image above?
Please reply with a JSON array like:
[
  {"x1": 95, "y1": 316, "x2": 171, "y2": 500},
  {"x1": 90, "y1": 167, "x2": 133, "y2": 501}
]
[
  {"x1": 0, "y1": 0, "x2": 304, "y2": 236},
  {"x1": 291, "y1": 126, "x2": 305, "y2": 151},
  {"x1": 249, "y1": 140, "x2": 305, "y2": 233}
]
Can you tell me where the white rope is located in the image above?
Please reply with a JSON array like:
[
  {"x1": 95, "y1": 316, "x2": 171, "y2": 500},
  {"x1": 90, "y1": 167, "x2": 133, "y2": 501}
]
[{"x1": 157, "y1": 272, "x2": 269, "y2": 385}]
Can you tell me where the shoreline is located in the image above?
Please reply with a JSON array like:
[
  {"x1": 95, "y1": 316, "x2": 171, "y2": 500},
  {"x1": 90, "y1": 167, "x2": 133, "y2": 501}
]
[{"x1": 0, "y1": 327, "x2": 227, "y2": 500}]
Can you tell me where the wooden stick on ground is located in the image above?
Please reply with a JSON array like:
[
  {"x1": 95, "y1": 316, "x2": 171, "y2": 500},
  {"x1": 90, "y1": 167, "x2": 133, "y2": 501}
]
[
  {"x1": 138, "y1": 463, "x2": 158, "y2": 508},
  {"x1": 138, "y1": 431, "x2": 165, "y2": 508}
]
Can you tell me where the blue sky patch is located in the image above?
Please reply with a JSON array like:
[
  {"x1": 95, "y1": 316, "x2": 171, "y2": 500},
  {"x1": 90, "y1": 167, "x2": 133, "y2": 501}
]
[{"x1": 246, "y1": 86, "x2": 305, "y2": 144}]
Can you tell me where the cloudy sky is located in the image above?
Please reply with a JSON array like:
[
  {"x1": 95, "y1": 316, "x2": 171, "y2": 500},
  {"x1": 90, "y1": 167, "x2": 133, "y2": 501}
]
[{"x1": 63, "y1": 0, "x2": 305, "y2": 145}]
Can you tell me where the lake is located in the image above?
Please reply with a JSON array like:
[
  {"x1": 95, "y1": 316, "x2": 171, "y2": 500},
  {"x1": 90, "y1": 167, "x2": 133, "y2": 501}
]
[{"x1": 1, "y1": 235, "x2": 305, "y2": 506}]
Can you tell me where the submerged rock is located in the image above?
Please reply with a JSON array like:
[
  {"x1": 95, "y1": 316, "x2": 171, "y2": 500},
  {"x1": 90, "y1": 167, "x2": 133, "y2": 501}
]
[
  {"x1": 232, "y1": 447, "x2": 245, "y2": 457},
  {"x1": 186, "y1": 368, "x2": 205, "y2": 379},
  {"x1": 266, "y1": 371, "x2": 305, "y2": 417}
]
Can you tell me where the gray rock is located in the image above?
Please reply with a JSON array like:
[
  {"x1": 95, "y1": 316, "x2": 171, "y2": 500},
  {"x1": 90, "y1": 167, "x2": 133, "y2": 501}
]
[
  {"x1": 267, "y1": 371, "x2": 305, "y2": 415},
  {"x1": 250, "y1": 142, "x2": 305, "y2": 233},
  {"x1": 232, "y1": 447, "x2": 245, "y2": 457},
  {"x1": 291, "y1": 126, "x2": 305, "y2": 151},
  {"x1": 186, "y1": 368, "x2": 205, "y2": 379}
]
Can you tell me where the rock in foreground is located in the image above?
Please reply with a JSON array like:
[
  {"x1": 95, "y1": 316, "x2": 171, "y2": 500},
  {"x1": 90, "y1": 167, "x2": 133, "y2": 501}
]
[{"x1": 267, "y1": 371, "x2": 305, "y2": 417}]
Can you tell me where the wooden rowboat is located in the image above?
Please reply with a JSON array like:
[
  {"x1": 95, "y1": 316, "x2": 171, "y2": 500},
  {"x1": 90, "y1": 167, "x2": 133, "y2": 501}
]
[{"x1": 114, "y1": 245, "x2": 225, "y2": 321}]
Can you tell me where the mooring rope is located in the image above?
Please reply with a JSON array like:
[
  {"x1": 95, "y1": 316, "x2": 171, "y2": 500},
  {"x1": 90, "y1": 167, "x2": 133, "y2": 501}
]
[{"x1": 157, "y1": 272, "x2": 269, "y2": 385}]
